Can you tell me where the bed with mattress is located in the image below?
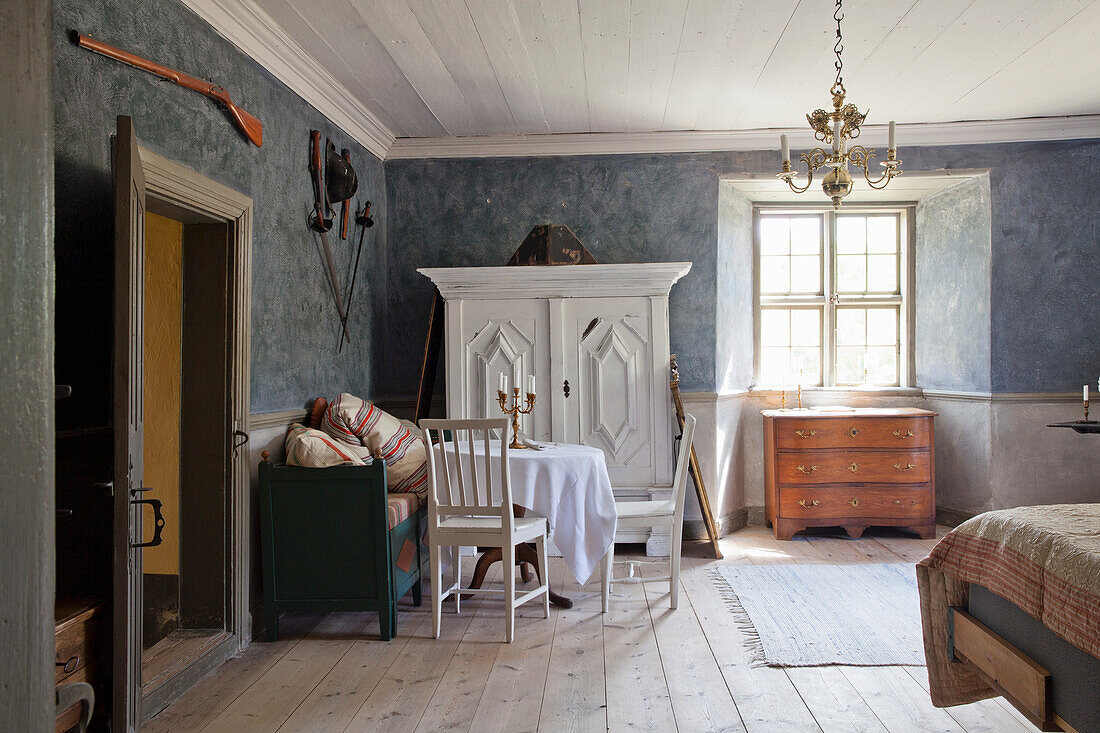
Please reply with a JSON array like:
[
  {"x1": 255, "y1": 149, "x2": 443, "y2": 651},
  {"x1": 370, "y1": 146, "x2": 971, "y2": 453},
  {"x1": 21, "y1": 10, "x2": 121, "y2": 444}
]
[{"x1": 916, "y1": 504, "x2": 1100, "y2": 732}]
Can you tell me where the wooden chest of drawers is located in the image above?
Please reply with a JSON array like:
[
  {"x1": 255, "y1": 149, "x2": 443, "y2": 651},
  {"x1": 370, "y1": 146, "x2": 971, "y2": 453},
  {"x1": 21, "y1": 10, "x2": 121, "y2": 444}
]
[
  {"x1": 763, "y1": 408, "x2": 936, "y2": 541},
  {"x1": 55, "y1": 600, "x2": 106, "y2": 732}
]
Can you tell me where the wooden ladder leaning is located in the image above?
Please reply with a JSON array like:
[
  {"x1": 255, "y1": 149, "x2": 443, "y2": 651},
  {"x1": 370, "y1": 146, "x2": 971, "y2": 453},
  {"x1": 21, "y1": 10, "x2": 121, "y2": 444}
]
[{"x1": 670, "y1": 354, "x2": 723, "y2": 559}]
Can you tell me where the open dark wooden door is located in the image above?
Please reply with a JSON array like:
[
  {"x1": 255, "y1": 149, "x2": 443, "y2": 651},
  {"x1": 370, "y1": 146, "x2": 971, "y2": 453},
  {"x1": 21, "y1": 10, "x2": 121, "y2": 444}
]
[{"x1": 113, "y1": 115, "x2": 146, "y2": 732}]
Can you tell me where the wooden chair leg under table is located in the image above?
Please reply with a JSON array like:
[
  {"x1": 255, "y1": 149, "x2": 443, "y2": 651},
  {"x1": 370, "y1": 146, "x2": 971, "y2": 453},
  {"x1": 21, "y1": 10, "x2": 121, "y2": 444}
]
[{"x1": 465, "y1": 505, "x2": 573, "y2": 609}]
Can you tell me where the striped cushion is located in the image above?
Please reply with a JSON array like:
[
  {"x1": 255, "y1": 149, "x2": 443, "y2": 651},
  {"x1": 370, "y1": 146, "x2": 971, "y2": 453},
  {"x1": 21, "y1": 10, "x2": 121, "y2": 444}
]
[
  {"x1": 284, "y1": 423, "x2": 373, "y2": 467},
  {"x1": 322, "y1": 393, "x2": 429, "y2": 500},
  {"x1": 386, "y1": 492, "x2": 420, "y2": 530}
]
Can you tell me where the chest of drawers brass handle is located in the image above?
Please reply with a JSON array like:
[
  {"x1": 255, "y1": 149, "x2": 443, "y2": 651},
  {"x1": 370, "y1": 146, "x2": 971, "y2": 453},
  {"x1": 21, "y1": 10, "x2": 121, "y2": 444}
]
[
  {"x1": 847, "y1": 427, "x2": 859, "y2": 437},
  {"x1": 849, "y1": 497, "x2": 861, "y2": 507},
  {"x1": 795, "y1": 464, "x2": 819, "y2": 474},
  {"x1": 892, "y1": 462, "x2": 915, "y2": 471},
  {"x1": 847, "y1": 462, "x2": 859, "y2": 473},
  {"x1": 892, "y1": 429, "x2": 914, "y2": 438},
  {"x1": 794, "y1": 429, "x2": 816, "y2": 439},
  {"x1": 798, "y1": 499, "x2": 820, "y2": 508}
]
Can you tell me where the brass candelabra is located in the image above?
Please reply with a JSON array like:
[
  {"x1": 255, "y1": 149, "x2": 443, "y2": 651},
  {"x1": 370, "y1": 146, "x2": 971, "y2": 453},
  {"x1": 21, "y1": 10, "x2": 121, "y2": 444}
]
[{"x1": 497, "y1": 387, "x2": 536, "y2": 449}]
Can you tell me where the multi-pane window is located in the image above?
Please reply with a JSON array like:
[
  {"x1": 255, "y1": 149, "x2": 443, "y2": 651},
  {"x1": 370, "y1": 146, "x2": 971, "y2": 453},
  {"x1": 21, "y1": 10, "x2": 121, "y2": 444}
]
[{"x1": 755, "y1": 209, "x2": 908, "y2": 387}]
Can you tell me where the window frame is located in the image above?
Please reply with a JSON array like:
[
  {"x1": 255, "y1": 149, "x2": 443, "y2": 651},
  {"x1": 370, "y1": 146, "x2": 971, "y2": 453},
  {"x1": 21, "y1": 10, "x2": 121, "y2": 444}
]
[{"x1": 752, "y1": 204, "x2": 915, "y2": 388}]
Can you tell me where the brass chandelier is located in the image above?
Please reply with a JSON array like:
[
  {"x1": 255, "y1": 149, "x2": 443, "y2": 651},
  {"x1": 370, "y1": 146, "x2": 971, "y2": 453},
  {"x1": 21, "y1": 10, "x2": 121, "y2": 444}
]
[{"x1": 777, "y1": 0, "x2": 901, "y2": 208}]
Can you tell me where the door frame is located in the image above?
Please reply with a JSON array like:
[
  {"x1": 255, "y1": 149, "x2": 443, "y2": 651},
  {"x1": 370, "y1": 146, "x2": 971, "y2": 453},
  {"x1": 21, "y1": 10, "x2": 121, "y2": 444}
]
[
  {"x1": 139, "y1": 146, "x2": 254, "y2": 648},
  {"x1": 116, "y1": 143, "x2": 254, "y2": 726}
]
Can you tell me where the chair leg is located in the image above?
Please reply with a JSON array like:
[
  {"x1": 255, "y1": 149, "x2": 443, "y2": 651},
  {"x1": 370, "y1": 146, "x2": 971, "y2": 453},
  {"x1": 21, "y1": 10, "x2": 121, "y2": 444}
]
[
  {"x1": 451, "y1": 545, "x2": 462, "y2": 614},
  {"x1": 601, "y1": 542, "x2": 614, "y2": 614},
  {"x1": 535, "y1": 533, "x2": 550, "y2": 619},
  {"x1": 430, "y1": 543, "x2": 442, "y2": 639},
  {"x1": 504, "y1": 542, "x2": 516, "y2": 643},
  {"x1": 670, "y1": 518, "x2": 683, "y2": 610}
]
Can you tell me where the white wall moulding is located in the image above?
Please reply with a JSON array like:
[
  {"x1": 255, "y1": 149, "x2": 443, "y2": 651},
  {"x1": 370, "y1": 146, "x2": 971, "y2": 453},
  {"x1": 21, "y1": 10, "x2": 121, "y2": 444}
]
[
  {"x1": 248, "y1": 409, "x2": 308, "y2": 431},
  {"x1": 386, "y1": 116, "x2": 1100, "y2": 160},
  {"x1": 178, "y1": 0, "x2": 395, "y2": 160},
  {"x1": 923, "y1": 391, "x2": 1083, "y2": 403},
  {"x1": 417, "y1": 262, "x2": 692, "y2": 300}
]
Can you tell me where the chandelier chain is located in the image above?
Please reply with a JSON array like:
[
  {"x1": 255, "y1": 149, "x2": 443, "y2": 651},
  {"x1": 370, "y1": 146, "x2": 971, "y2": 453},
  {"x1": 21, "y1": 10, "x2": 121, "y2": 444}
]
[{"x1": 832, "y1": 0, "x2": 845, "y2": 94}]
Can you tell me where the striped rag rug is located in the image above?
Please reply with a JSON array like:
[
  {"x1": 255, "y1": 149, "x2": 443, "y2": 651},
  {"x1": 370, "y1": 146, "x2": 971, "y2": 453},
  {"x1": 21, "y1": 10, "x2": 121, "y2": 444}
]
[{"x1": 713, "y1": 563, "x2": 925, "y2": 667}]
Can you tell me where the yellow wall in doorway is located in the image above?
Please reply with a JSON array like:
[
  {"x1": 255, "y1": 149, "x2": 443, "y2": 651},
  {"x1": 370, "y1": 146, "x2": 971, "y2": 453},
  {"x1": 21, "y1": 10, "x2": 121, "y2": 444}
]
[{"x1": 143, "y1": 211, "x2": 182, "y2": 576}]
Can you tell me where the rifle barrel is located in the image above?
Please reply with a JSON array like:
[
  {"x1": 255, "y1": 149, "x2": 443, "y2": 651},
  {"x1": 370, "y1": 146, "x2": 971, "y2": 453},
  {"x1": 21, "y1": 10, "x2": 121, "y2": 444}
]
[{"x1": 72, "y1": 31, "x2": 262, "y2": 147}]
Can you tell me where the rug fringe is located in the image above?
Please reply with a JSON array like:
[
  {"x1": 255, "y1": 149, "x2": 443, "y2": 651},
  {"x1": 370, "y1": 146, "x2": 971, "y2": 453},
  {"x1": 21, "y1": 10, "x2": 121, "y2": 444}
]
[{"x1": 709, "y1": 569, "x2": 768, "y2": 668}]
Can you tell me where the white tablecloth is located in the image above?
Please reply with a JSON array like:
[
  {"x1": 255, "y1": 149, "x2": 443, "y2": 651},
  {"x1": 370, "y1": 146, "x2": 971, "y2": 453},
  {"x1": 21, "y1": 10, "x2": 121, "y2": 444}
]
[{"x1": 437, "y1": 442, "x2": 617, "y2": 584}]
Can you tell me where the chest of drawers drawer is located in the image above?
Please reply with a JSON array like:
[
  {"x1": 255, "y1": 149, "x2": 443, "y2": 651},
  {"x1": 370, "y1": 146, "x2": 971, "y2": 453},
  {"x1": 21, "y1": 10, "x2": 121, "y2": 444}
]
[
  {"x1": 776, "y1": 417, "x2": 931, "y2": 450},
  {"x1": 780, "y1": 486, "x2": 933, "y2": 519},
  {"x1": 776, "y1": 449, "x2": 931, "y2": 484}
]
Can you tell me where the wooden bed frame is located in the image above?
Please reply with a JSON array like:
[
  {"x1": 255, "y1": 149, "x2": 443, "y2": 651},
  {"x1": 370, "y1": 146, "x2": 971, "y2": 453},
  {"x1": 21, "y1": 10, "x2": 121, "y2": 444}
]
[{"x1": 949, "y1": 607, "x2": 1080, "y2": 732}]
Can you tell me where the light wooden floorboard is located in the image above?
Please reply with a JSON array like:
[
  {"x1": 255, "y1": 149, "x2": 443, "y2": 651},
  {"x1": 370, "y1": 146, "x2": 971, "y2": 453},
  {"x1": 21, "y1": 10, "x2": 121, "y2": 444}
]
[
  {"x1": 142, "y1": 613, "x2": 322, "y2": 733},
  {"x1": 537, "y1": 561, "x2": 607, "y2": 733},
  {"x1": 201, "y1": 612, "x2": 370, "y2": 732},
  {"x1": 602, "y1": 564, "x2": 677, "y2": 732},
  {"x1": 150, "y1": 526, "x2": 1037, "y2": 733}
]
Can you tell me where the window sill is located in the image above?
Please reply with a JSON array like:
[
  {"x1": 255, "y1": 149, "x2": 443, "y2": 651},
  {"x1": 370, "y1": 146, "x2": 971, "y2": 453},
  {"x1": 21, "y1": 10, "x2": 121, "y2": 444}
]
[{"x1": 750, "y1": 386, "x2": 923, "y2": 398}]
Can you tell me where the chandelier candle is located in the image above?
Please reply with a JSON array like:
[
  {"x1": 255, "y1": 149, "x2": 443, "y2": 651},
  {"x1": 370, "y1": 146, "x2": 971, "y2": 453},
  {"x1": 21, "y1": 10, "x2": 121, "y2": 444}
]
[{"x1": 775, "y1": 0, "x2": 902, "y2": 207}]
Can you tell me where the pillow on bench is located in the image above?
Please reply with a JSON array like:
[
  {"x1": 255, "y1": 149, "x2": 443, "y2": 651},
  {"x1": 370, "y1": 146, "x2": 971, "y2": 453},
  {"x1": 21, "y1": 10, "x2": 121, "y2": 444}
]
[
  {"x1": 285, "y1": 423, "x2": 374, "y2": 468},
  {"x1": 322, "y1": 393, "x2": 429, "y2": 500}
]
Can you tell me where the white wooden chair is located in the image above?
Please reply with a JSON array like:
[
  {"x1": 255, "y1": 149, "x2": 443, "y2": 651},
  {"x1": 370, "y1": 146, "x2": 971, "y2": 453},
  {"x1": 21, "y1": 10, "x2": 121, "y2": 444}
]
[
  {"x1": 421, "y1": 417, "x2": 551, "y2": 643},
  {"x1": 601, "y1": 413, "x2": 696, "y2": 612}
]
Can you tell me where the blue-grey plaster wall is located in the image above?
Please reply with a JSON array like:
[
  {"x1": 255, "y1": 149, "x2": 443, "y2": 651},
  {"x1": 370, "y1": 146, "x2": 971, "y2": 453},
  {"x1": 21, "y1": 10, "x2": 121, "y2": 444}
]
[
  {"x1": 716, "y1": 182, "x2": 754, "y2": 393},
  {"x1": 1, "y1": 0, "x2": 55, "y2": 726},
  {"x1": 383, "y1": 151, "x2": 773, "y2": 395},
  {"x1": 916, "y1": 175, "x2": 992, "y2": 391},
  {"x1": 903, "y1": 140, "x2": 1100, "y2": 393},
  {"x1": 384, "y1": 140, "x2": 1099, "y2": 396},
  {"x1": 53, "y1": 0, "x2": 385, "y2": 425}
]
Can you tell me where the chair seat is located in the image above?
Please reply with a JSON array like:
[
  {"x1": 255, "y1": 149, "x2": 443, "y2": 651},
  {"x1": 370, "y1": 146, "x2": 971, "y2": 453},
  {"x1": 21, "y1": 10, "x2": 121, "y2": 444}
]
[
  {"x1": 614, "y1": 499, "x2": 675, "y2": 519},
  {"x1": 437, "y1": 515, "x2": 546, "y2": 541}
]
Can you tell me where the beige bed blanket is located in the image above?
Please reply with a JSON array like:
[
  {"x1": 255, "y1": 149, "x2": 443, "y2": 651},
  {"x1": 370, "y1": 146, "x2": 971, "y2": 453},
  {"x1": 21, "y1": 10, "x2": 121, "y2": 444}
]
[{"x1": 917, "y1": 503, "x2": 1100, "y2": 707}]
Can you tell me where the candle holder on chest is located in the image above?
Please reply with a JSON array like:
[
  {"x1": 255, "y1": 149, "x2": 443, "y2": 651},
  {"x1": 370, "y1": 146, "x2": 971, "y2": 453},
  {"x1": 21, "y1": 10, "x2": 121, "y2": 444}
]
[{"x1": 497, "y1": 387, "x2": 536, "y2": 449}]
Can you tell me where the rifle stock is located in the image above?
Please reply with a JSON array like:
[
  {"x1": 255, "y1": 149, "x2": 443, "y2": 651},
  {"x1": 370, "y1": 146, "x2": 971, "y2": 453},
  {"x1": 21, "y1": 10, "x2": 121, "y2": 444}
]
[{"x1": 72, "y1": 31, "x2": 263, "y2": 147}]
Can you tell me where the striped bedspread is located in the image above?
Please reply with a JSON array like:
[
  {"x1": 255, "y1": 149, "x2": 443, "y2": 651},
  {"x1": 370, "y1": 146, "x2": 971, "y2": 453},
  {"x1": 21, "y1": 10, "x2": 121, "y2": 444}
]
[{"x1": 916, "y1": 503, "x2": 1100, "y2": 707}]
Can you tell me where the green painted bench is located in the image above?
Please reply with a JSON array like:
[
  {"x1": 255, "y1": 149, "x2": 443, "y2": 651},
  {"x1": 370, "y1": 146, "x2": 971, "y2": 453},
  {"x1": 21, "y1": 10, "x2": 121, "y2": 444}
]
[{"x1": 258, "y1": 454, "x2": 427, "y2": 641}]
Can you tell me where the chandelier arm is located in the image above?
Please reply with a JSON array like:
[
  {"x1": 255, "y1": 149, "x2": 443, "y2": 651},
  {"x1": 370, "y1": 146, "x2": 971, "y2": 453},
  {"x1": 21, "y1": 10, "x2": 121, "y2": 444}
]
[
  {"x1": 779, "y1": 149, "x2": 827, "y2": 194},
  {"x1": 861, "y1": 168, "x2": 899, "y2": 190}
]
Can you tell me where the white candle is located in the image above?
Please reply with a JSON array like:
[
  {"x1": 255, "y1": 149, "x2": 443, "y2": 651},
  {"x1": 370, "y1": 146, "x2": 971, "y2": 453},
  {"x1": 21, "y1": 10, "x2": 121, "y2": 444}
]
[
  {"x1": 780, "y1": 134, "x2": 790, "y2": 165},
  {"x1": 888, "y1": 120, "x2": 896, "y2": 151},
  {"x1": 832, "y1": 120, "x2": 842, "y2": 154},
  {"x1": 1085, "y1": 385, "x2": 1090, "y2": 403},
  {"x1": 527, "y1": 375, "x2": 536, "y2": 394},
  {"x1": 499, "y1": 372, "x2": 506, "y2": 392}
]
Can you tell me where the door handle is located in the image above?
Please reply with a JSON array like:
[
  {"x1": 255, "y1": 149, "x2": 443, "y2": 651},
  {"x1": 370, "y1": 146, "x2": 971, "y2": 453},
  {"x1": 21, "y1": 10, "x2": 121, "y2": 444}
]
[
  {"x1": 563, "y1": 380, "x2": 570, "y2": 398},
  {"x1": 233, "y1": 429, "x2": 250, "y2": 453},
  {"x1": 131, "y1": 493, "x2": 165, "y2": 548}
]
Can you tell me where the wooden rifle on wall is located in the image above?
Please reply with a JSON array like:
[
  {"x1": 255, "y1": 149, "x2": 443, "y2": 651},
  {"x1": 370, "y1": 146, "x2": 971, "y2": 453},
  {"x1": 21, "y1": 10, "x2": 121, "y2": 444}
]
[
  {"x1": 670, "y1": 355, "x2": 723, "y2": 559},
  {"x1": 71, "y1": 31, "x2": 263, "y2": 147}
]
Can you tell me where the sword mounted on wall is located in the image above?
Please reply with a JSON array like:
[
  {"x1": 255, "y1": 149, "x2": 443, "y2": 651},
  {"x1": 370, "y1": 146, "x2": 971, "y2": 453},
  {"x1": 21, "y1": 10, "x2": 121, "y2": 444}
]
[{"x1": 308, "y1": 131, "x2": 363, "y2": 349}]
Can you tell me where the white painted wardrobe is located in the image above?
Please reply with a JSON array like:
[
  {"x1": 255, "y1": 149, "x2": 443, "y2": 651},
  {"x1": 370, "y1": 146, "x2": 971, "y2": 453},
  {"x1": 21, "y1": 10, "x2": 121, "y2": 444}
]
[{"x1": 419, "y1": 262, "x2": 691, "y2": 550}]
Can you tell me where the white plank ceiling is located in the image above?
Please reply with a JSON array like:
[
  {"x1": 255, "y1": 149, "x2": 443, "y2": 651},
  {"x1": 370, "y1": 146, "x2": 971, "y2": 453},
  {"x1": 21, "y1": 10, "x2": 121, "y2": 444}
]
[{"x1": 251, "y1": 0, "x2": 1100, "y2": 139}]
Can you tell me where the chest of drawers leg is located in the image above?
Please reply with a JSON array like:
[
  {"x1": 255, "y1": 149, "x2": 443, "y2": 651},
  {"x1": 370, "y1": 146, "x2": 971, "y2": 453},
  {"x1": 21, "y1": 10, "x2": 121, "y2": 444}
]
[{"x1": 763, "y1": 409, "x2": 936, "y2": 540}]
